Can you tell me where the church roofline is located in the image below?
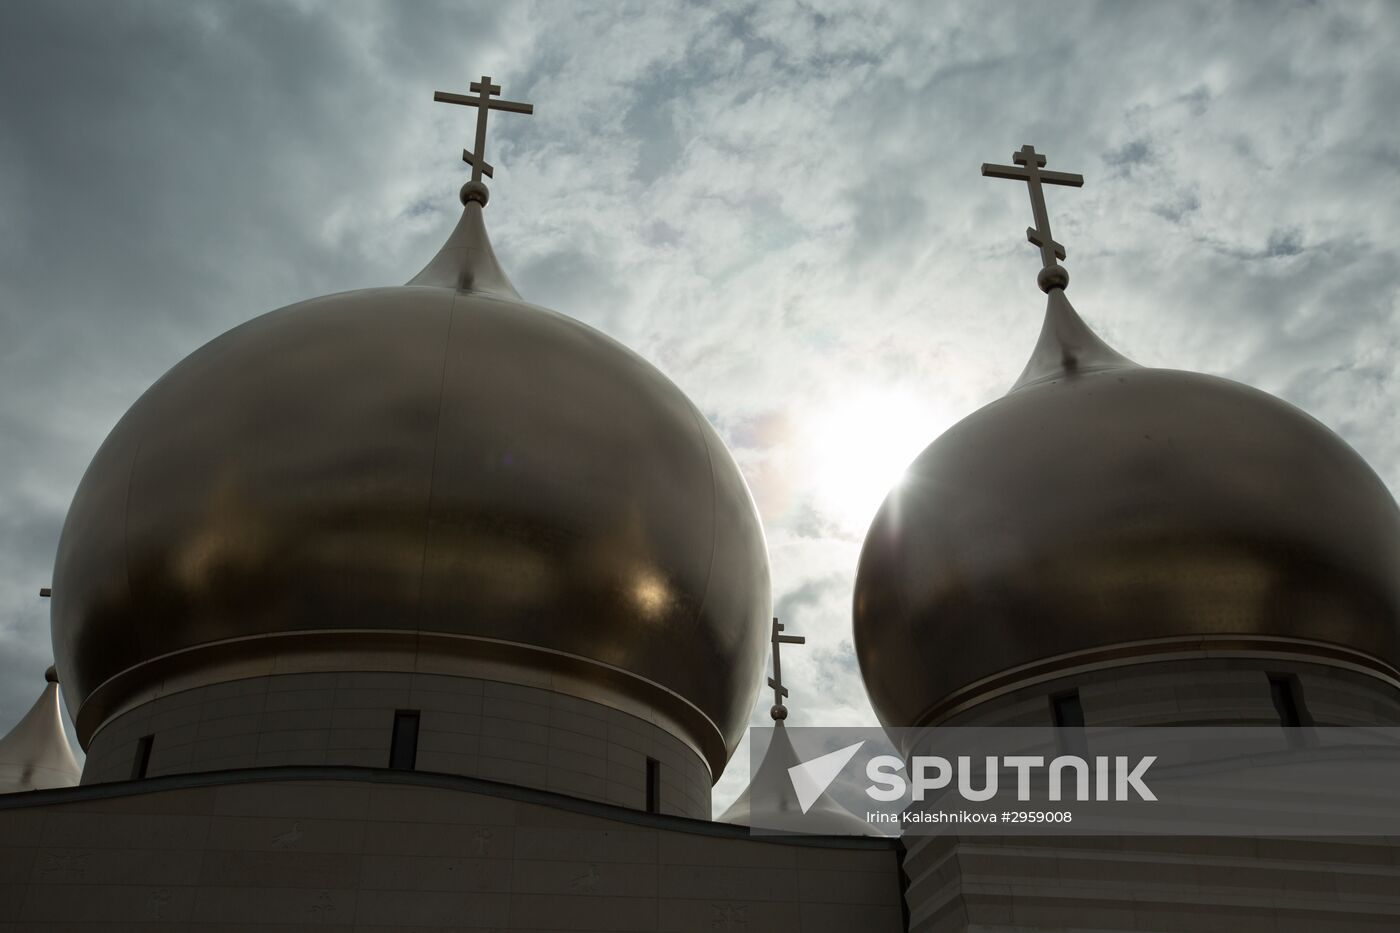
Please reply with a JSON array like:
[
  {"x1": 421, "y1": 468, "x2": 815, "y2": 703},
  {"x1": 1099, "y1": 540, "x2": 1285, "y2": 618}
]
[{"x1": 0, "y1": 763, "x2": 901, "y2": 850}]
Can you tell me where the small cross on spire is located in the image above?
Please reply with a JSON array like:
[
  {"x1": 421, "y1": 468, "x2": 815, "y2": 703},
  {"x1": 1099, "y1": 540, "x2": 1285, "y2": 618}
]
[
  {"x1": 767, "y1": 617, "x2": 806, "y2": 724},
  {"x1": 982, "y1": 145, "x2": 1084, "y2": 293},
  {"x1": 433, "y1": 75, "x2": 533, "y2": 206}
]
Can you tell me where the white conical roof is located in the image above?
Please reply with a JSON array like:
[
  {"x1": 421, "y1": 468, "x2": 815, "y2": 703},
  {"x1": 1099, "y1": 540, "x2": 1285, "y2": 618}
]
[
  {"x1": 0, "y1": 667, "x2": 80, "y2": 794},
  {"x1": 718, "y1": 726, "x2": 874, "y2": 835}
]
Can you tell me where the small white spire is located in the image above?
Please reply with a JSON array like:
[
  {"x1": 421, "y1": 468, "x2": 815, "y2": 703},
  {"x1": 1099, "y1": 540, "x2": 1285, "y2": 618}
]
[
  {"x1": 0, "y1": 666, "x2": 81, "y2": 794},
  {"x1": 716, "y1": 726, "x2": 873, "y2": 834}
]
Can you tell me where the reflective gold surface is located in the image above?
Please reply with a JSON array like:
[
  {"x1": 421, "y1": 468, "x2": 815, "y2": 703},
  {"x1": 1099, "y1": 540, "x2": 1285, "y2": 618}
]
[
  {"x1": 854, "y1": 291, "x2": 1400, "y2": 728},
  {"x1": 51, "y1": 224, "x2": 771, "y2": 768}
]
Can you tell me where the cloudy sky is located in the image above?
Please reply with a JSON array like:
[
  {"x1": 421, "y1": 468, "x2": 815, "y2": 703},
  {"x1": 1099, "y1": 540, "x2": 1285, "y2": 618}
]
[{"x1": 2, "y1": 0, "x2": 1398, "y2": 812}]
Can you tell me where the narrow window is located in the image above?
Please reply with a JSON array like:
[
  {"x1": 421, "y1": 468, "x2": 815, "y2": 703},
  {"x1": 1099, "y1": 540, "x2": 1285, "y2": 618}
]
[
  {"x1": 1051, "y1": 691, "x2": 1085, "y2": 729},
  {"x1": 131, "y1": 734, "x2": 154, "y2": 780},
  {"x1": 1268, "y1": 673, "x2": 1311, "y2": 728},
  {"x1": 645, "y1": 757, "x2": 661, "y2": 814},
  {"x1": 389, "y1": 710, "x2": 420, "y2": 770},
  {"x1": 1051, "y1": 690, "x2": 1088, "y2": 757}
]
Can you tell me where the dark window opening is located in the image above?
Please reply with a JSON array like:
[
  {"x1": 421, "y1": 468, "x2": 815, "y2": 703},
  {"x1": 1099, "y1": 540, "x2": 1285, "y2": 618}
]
[
  {"x1": 1051, "y1": 690, "x2": 1088, "y2": 757},
  {"x1": 1051, "y1": 691, "x2": 1085, "y2": 729},
  {"x1": 1268, "y1": 673, "x2": 1312, "y2": 728},
  {"x1": 389, "y1": 710, "x2": 420, "y2": 770},
  {"x1": 131, "y1": 734, "x2": 154, "y2": 780},
  {"x1": 645, "y1": 757, "x2": 661, "y2": 814}
]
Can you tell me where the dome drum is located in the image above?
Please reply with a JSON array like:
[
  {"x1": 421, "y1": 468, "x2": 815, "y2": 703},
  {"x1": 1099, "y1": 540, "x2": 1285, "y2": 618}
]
[{"x1": 75, "y1": 628, "x2": 733, "y2": 775}]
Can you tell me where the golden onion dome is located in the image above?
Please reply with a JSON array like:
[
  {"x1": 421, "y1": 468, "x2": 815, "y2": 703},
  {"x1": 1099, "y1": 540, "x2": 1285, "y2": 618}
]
[
  {"x1": 854, "y1": 288, "x2": 1400, "y2": 728},
  {"x1": 50, "y1": 193, "x2": 771, "y2": 776}
]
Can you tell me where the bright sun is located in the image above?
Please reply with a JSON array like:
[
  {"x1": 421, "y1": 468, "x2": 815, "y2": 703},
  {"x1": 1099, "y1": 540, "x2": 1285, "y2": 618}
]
[{"x1": 797, "y1": 388, "x2": 939, "y2": 534}]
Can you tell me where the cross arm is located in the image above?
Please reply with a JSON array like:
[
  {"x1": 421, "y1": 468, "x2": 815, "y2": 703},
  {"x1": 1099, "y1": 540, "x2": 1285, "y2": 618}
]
[
  {"x1": 1027, "y1": 227, "x2": 1066, "y2": 260},
  {"x1": 462, "y1": 150, "x2": 494, "y2": 177},
  {"x1": 434, "y1": 91, "x2": 478, "y2": 106},
  {"x1": 776, "y1": 634, "x2": 806, "y2": 645},
  {"x1": 982, "y1": 163, "x2": 1084, "y2": 187},
  {"x1": 1038, "y1": 169, "x2": 1084, "y2": 187},
  {"x1": 434, "y1": 91, "x2": 534, "y2": 115},
  {"x1": 981, "y1": 162, "x2": 1028, "y2": 180}
]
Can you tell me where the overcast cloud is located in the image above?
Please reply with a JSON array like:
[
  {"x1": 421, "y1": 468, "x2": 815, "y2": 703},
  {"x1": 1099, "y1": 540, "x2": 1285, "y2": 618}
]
[{"x1": 2, "y1": 0, "x2": 1398, "y2": 813}]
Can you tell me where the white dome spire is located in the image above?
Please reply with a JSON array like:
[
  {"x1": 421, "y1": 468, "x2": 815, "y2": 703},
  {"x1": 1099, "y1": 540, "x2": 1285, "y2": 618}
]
[{"x1": 0, "y1": 667, "x2": 80, "y2": 794}]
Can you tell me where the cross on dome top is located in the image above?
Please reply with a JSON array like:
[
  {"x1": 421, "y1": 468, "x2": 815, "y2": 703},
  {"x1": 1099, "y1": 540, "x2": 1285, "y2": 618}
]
[
  {"x1": 982, "y1": 145, "x2": 1084, "y2": 293},
  {"x1": 767, "y1": 618, "x2": 806, "y2": 724},
  {"x1": 433, "y1": 75, "x2": 534, "y2": 207}
]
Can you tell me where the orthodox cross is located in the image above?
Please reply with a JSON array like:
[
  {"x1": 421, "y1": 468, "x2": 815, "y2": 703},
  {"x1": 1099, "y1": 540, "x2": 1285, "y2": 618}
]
[
  {"x1": 981, "y1": 145, "x2": 1084, "y2": 292},
  {"x1": 433, "y1": 76, "x2": 534, "y2": 185},
  {"x1": 767, "y1": 617, "x2": 805, "y2": 723}
]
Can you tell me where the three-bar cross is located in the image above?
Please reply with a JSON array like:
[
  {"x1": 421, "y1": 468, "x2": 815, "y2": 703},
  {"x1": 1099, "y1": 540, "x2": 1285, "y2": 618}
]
[
  {"x1": 767, "y1": 617, "x2": 805, "y2": 723},
  {"x1": 981, "y1": 145, "x2": 1084, "y2": 291},
  {"x1": 433, "y1": 76, "x2": 534, "y2": 184}
]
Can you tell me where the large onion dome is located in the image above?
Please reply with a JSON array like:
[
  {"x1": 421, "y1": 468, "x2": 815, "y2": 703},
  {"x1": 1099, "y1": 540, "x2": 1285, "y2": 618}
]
[
  {"x1": 854, "y1": 287, "x2": 1400, "y2": 728},
  {"x1": 50, "y1": 189, "x2": 771, "y2": 776}
]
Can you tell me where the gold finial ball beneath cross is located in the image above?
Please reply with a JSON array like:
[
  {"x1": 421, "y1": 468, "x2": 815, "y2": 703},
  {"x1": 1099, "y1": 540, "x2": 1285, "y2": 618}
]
[
  {"x1": 1038, "y1": 264, "x2": 1069, "y2": 293},
  {"x1": 771, "y1": 704, "x2": 788, "y2": 721},
  {"x1": 460, "y1": 180, "x2": 490, "y2": 207},
  {"x1": 45, "y1": 665, "x2": 59, "y2": 684}
]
